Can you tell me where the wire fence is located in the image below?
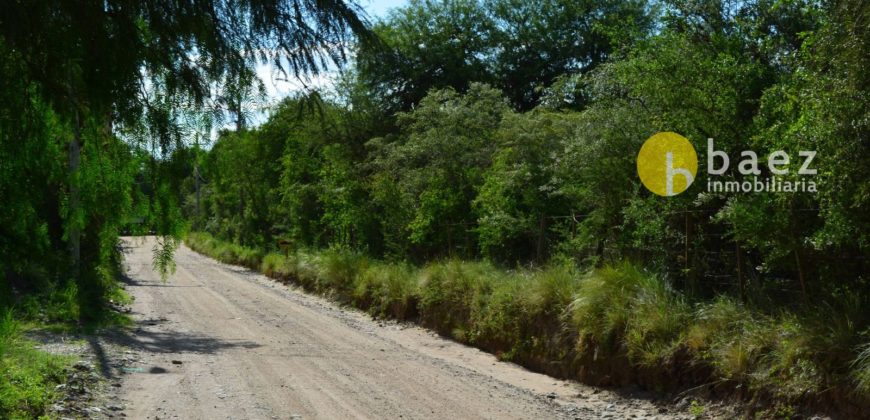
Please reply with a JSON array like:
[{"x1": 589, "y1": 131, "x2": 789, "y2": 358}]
[{"x1": 430, "y1": 207, "x2": 869, "y2": 302}]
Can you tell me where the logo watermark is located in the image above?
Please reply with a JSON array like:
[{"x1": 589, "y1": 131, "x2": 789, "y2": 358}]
[{"x1": 637, "y1": 132, "x2": 817, "y2": 196}]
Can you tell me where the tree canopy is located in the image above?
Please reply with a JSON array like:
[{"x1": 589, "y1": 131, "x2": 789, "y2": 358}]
[
  {"x1": 179, "y1": 0, "x2": 869, "y2": 303},
  {"x1": 0, "y1": 0, "x2": 371, "y2": 319}
]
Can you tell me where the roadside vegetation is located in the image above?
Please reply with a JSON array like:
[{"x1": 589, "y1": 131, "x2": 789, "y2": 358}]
[
  {"x1": 0, "y1": 311, "x2": 71, "y2": 419},
  {"x1": 174, "y1": 1, "x2": 869, "y2": 415},
  {"x1": 188, "y1": 232, "x2": 869, "y2": 415},
  {"x1": 2, "y1": 0, "x2": 869, "y2": 417},
  {"x1": 1, "y1": 1, "x2": 366, "y2": 416},
  {"x1": 0, "y1": 262, "x2": 131, "y2": 418}
]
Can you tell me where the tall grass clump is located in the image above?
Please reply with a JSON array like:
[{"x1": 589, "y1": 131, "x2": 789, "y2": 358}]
[
  {"x1": 261, "y1": 252, "x2": 292, "y2": 279},
  {"x1": 565, "y1": 263, "x2": 693, "y2": 387},
  {"x1": 315, "y1": 249, "x2": 369, "y2": 299},
  {"x1": 470, "y1": 263, "x2": 581, "y2": 370},
  {"x1": 683, "y1": 296, "x2": 870, "y2": 403},
  {"x1": 853, "y1": 344, "x2": 870, "y2": 395},
  {"x1": 569, "y1": 263, "x2": 651, "y2": 351},
  {"x1": 255, "y1": 250, "x2": 319, "y2": 289},
  {"x1": 468, "y1": 272, "x2": 526, "y2": 353},
  {"x1": 17, "y1": 282, "x2": 80, "y2": 324},
  {"x1": 417, "y1": 260, "x2": 499, "y2": 341},
  {"x1": 185, "y1": 232, "x2": 219, "y2": 255},
  {"x1": 622, "y1": 273, "x2": 690, "y2": 366},
  {"x1": 0, "y1": 310, "x2": 18, "y2": 357},
  {"x1": 233, "y1": 245, "x2": 264, "y2": 270},
  {"x1": 353, "y1": 262, "x2": 419, "y2": 319},
  {"x1": 186, "y1": 232, "x2": 263, "y2": 269},
  {"x1": 697, "y1": 308, "x2": 829, "y2": 401}
]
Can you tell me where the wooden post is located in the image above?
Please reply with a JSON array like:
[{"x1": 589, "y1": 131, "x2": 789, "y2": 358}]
[
  {"x1": 536, "y1": 213, "x2": 546, "y2": 262},
  {"x1": 684, "y1": 209, "x2": 693, "y2": 295},
  {"x1": 795, "y1": 248, "x2": 807, "y2": 300},
  {"x1": 736, "y1": 240, "x2": 746, "y2": 303},
  {"x1": 447, "y1": 222, "x2": 453, "y2": 258}
]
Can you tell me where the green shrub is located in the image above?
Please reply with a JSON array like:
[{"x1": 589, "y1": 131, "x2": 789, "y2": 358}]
[
  {"x1": 316, "y1": 249, "x2": 369, "y2": 298},
  {"x1": 417, "y1": 260, "x2": 498, "y2": 340},
  {"x1": 354, "y1": 263, "x2": 419, "y2": 319},
  {"x1": 568, "y1": 263, "x2": 647, "y2": 351},
  {"x1": 261, "y1": 253, "x2": 291, "y2": 278}
]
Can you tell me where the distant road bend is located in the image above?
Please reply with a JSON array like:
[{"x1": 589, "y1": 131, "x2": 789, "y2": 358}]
[{"x1": 116, "y1": 236, "x2": 684, "y2": 419}]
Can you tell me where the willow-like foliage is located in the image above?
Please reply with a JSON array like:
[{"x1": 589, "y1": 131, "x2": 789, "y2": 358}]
[{"x1": 0, "y1": 0, "x2": 371, "y2": 319}]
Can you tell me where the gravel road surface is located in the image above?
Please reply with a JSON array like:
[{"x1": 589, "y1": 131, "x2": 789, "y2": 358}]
[{"x1": 115, "y1": 236, "x2": 700, "y2": 419}]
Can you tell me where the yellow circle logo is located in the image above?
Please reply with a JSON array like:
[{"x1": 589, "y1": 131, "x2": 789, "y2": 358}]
[{"x1": 637, "y1": 132, "x2": 698, "y2": 196}]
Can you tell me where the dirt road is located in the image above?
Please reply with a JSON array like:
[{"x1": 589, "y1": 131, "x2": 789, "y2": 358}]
[{"x1": 115, "y1": 237, "x2": 695, "y2": 419}]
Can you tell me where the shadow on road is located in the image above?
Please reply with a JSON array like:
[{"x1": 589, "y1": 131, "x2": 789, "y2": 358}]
[
  {"x1": 92, "y1": 270, "x2": 262, "y2": 378},
  {"x1": 91, "y1": 318, "x2": 262, "y2": 378},
  {"x1": 121, "y1": 327, "x2": 261, "y2": 354},
  {"x1": 119, "y1": 272, "x2": 202, "y2": 287}
]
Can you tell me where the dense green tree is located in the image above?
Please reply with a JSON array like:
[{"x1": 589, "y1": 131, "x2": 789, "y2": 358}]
[
  {"x1": 155, "y1": 0, "x2": 867, "y2": 310},
  {"x1": 724, "y1": 0, "x2": 870, "y2": 297},
  {"x1": 0, "y1": 0, "x2": 370, "y2": 319},
  {"x1": 358, "y1": 0, "x2": 496, "y2": 112},
  {"x1": 474, "y1": 110, "x2": 583, "y2": 262},
  {"x1": 369, "y1": 84, "x2": 510, "y2": 258},
  {"x1": 488, "y1": 0, "x2": 652, "y2": 109},
  {"x1": 358, "y1": 0, "x2": 653, "y2": 112}
]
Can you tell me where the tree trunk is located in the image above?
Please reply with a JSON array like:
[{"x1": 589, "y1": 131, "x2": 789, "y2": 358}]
[
  {"x1": 194, "y1": 165, "x2": 201, "y2": 219},
  {"x1": 736, "y1": 240, "x2": 746, "y2": 303},
  {"x1": 232, "y1": 98, "x2": 245, "y2": 132},
  {"x1": 68, "y1": 109, "x2": 81, "y2": 276},
  {"x1": 194, "y1": 134, "x2": 202, "y2": 229},
  {"x1": 536, "y1": 213, "x2": 546, "y2": 262},
  {"x1": 795, "y1": 248, "x2": 807, "y2": 300}
]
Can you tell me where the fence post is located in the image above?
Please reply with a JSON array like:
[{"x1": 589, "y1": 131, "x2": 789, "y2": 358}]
[
  {"x1": 684, "y1": 209, "x2": 696, "y2": 296},
  {"x1": 736, "y1": 240, "x2": 746, "y2": 303},
  {"x1": 537, "y1": 213, "x2": 546, "y2": 262},
  {"x1": 795, "y1": 248, "x2": 807, "y2": 300},
  {"x1": 447, "y1": 223, "x2": 453, "y2": 258}
]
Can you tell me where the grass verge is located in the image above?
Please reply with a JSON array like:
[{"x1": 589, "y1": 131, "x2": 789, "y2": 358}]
[
  {"x1": 186, "y1": 232, "x2": 870, "y2": 416},
  {"x1": 0, "y1": 310, "x2": 72, "y2": 419},
  {"x1": 0, "y1": 256, "x2": 132, "y2": 418}
]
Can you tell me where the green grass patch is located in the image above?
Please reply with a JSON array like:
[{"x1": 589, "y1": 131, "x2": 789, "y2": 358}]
[
  {"x1": 0, "y1": 255, "x2": 133, "y2": 419},
  {"x1": 186, "y1": 232, "x2": 264, "y2": 269},
  {"x1": 0, "y1": 310, "x2": 73, "y2": 419}
]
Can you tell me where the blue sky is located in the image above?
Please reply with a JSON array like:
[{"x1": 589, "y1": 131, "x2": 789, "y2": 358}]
[
  {"x1": 359, "y1": 0, "x2": 407, "y2": 20},
  {"x1": 241, "y1": 0, "x2": 407, "y2": 130}
]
